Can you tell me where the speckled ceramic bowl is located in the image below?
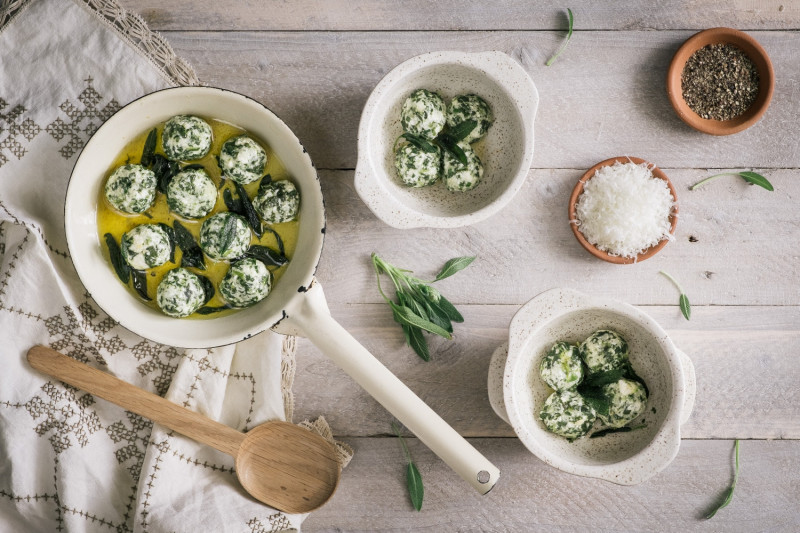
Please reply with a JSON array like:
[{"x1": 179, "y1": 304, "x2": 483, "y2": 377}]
[
  {"x1": 355, "y1": 51, "x2": 538, "y2": 229},
  {"x1": 487, "y1": 288, "x2": 696, "y2": 485}
]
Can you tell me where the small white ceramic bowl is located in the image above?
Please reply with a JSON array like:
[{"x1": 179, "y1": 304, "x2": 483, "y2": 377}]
[
  {"x1": 487, "y1": 288, "x2": 696, "y2": 485},
  {"x1": 355, "y1": 51, "x2": 539, "y2": 229}
]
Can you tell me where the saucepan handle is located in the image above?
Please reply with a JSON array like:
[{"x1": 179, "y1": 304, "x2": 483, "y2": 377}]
[{"x1": 281, "y1": 281, "x2": 500, "y2": 494}]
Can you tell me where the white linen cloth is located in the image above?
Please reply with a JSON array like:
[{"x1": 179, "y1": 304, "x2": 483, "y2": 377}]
[{"x1": 0, "y1": 1, "x2": 350, "y2": 531}]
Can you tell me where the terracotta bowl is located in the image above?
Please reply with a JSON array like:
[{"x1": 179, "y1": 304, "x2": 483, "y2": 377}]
[
  {"x1": 568, "y1": 156, "x2": 678, "y2": 265},
  {"x1": 666, "y1": 27, "x2": 774, "y2": 135}
]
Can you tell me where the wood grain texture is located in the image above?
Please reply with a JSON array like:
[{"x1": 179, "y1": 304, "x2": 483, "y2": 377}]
[
  {"x1": 162, "y1": 30, "x2": 800, "y2": 170},
  {"x1": 312, "y1": 169, "x2": 799, "y2": 307},
  {"x1": 291, "y1": 305, "x2": 800, "y2": 439},
  {"x1": 302, "y1": 438, "x2": 800, "y2": 532},
  {"x1": 122, "y1": 1, "x2": 800, "y2": 31}
]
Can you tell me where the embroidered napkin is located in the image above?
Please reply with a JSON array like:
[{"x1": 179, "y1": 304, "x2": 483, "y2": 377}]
[{"x1": 0, "y1": 1, "x2": 350, "y2": 531}]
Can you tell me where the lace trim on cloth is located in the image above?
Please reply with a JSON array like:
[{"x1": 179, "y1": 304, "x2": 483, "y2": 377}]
[{"x1": 0, "y1": 0, "x2": 200, "y2": 87}]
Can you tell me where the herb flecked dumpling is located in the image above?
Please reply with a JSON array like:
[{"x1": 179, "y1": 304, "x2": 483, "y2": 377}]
[
  {"x1": 156, "y1": 268, "x2": 206, "y2": 318},
  {"x1": 161, "y1": 115, "x2": 213, "y2": 161},
  {"x1": 579, "y1": 330, "x2": 629, "y2": 376},
  {"x1": 220, "y1": 257, "x2": 272, "y2": 308},
  {"x1": 104, "y1": 164, "x2": 157, "y2": 214},
  {"x1": 400, "y1": 89, "x2": 447, "y2": 140},
  {"x1": 540, "y1": 341, "x2": 583, "y2": 392},
  {"x1": 199, "y1": 212, "x2": 251, "y2": 261},
  {"x1": 120, "y1": 224, "x2": 172, "y2": 270},
  {"x1": 166, "y1": 167, "x2": 217, "y2": 219},
  {"x1": 598, "y1": 378, "x2": 648, "y2": 428},
  {"x1": 443, "y1": 143, "x2": 483, "y2": 192},
  {"x1": 539, "y1": 390, "x2": 597, "y2": 440},
  {"x1": 446, "y1": 94, "x2": 493, "y2": 144},
  {"x1": 253, "y1": 180, "x2": 300, "y2": 224},
  {"x1": 219, "y1": 135, "x2": 267, "y2": 185},
  {"x1": 394, "y1": 142, "x2": 441, "y2": 188}
]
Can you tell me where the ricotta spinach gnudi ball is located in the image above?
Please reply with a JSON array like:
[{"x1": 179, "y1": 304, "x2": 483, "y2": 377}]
[
  {"x1": 540, "y1": 341, "x2": 583, "y2": 392},
  {"x1": 199, "y1": 212, "x2": 251, "y2": 261},
  {"x1": 120, "y1": 224, "x2": 172, "y2": 270},
  {"x1": 161, "y1": 115, "x2": 213, "y2": 161},
  {"x1": 539, "y1": 390, "x2": 597, "y2": 440},
  {"x1": 446, "y1": 94, "x2": 493, "y2": 144},
  {"x1": 394, "y1": 142, "x2": 441, "y2": 188},
  {"x1": 219, "y1": 257, "x2": 272, "y2": 308},
  {"x1": 400, "y1": 89, "x2": 447, "y2": 140},
  {"x1": 253, "y1": 180, "x2": 300, "y2": 224},
  {"x1": 166, "y1": 167, "x2": 217, "y2": 219},
  {"x1": 219, "y1": 135, "x2": 267, "y2": 185},
  {"x1": 156, "y1": 268, "x2": 206, "y2": 318},
  {"x1": 579, "y1": 330, "x2": 629, "y2": 376},
  {"x1": 443, "y1": 142, "x2": 483, "y2": 192},
  {"x1": 598, "y1": 378, "x2": 648, "y2": 428},
  {"x1": 104, "y1": 164, "x2": 157, "y2": 214}
]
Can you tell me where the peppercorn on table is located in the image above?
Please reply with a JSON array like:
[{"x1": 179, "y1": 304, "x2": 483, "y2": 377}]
[{"x1": 110, "y1": 1, "x2": 800, "y2": 530}]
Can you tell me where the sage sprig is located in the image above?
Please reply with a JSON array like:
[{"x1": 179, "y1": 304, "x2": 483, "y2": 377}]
[
  {"x1": 690, "y1": 171, "x2": 773, "y2": 191},
  {"x1": 392, "y1": 422, "x2": 423, "y2": 511},
  {"x1": 372, "y1": 253, "x2": 474, "y2": 361},
  {"x1": 706, "y1": 440, "x2": 741, "y2": 519},
  {"x1": 660, "y1": 270, "x2": 691, "y2": 320},
  {"x1": 545, "y1": 8, "x2": 574, "y2": 66}
]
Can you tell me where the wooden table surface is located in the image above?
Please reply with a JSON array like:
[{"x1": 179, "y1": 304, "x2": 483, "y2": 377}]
[{"x1": 123, "y1": 2, "x2": 800, "y2": 530}]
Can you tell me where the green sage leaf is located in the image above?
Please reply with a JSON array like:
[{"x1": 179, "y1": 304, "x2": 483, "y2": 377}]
[
  {"x1": 680, "y1": 293, "x2": 691, "y2": 321},
  {"x1": 738, "y1": 171, "x2": 773, "y2": 191},
  {"x1": 407, "y1": 326, "x2": 430, "y2": 362},
  {"x1": 401, "y1": 133, "x2": 438, "y2": 154},
  {"x1": 390, "y1": 302, "x2": 451, "y2": 339},
  {"x1": 447, "y1": 119, "x2": 478, "y2": 143},
  {"x1": 257, "y1": 174, "x2": 274, "y2": 197},
  {"x1": 434, "y1": 256, "x2": 476, "y2": 281},
  {"x1": 218, "y1": 214, "x2": 240, "y2": 259},
  {"x1": 104, "y1": 233, "x2": 130, "y2": 284},
  {"x1": 195, "y1": 273, "x2": 216, "y2": 305},
  {"x1": 706, "y1": 440, "x2": 740, "y2": 519},
  {"x1": 141, "y1": 128, "x2": 157, "y2": 167},
  {"x1": 437, "y1": 134, "x2": 468, "y2": 165},
  {"x1": 435, "y1": 295, "x2": 464, "y2": 323},
  {"x1": 406, "y1": 462, "x2": 424, "y2": 511}
]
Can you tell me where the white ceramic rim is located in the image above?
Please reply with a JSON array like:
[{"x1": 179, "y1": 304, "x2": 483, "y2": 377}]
[
  {"x1": 65, "y1": 87, "x2": 325, "y2": 348},
  {"x1": 503, "y1": 288, "x2": 686, "y2": 485},
  {"x1": 354, "y1": 50, "x2": 539, "y2": 229}
]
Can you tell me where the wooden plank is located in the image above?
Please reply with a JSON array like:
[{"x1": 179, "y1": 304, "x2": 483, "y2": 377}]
[
  {"x1": 123, "y1": 1, "x2": 800, "y2": 31},
  {"x1": 291, "y1": 304, "x2": 800, "y2": 439},
  {"x1": 303, "y1": 438, "x2": 800, "y2": 532},
  {"x1": 164, "y1": 30, "x2": 800, "y2": 170},
  {"x1": 313, "y1": 169, "x2": 799, "y2": 307}
]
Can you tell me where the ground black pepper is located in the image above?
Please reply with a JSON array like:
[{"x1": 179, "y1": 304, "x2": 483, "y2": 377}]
[{"x1": 681, "y1": 43, "x2": 760, "y2": 121}]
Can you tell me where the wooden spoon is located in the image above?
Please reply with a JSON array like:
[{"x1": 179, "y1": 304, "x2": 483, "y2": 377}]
[{"x1": 27, "y1": 345, "x2": 340, "y2": 514}]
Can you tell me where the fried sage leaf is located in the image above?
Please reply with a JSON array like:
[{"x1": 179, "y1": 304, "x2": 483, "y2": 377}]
[
  {"x1": 172, "y1": 220, "x2": 205, "y2": 270},
  {"x1": 104, "y1": 233, "x2": 130, "y2": 284}
]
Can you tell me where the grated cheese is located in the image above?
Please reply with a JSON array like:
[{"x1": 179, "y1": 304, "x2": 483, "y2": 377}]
[{"x1": 574, "y1": 161, "x2": 675, "y2": 259}]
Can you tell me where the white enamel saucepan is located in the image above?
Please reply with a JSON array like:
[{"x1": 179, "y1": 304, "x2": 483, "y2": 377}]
[{"x1": 65, "y1": 87, "x2": 499, "y2": 494}]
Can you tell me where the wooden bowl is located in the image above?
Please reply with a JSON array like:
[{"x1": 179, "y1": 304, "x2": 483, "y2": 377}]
[
  {"x1": 666, "y1": 27, "x2": 774, "y2": 135},
  {"x1": 568, "y1": 156, "x2": 678, "y2": 265}
]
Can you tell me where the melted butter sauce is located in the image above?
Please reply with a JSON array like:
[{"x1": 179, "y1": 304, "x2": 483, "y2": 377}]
[{"x1": 97, "y1": 117, "x2": 299, "y2": 319}]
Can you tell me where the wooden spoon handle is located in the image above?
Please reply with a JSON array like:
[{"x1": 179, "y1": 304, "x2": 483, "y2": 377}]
[{"x1": 27, "y1": 346, "x2": 245, "y2": 457}]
